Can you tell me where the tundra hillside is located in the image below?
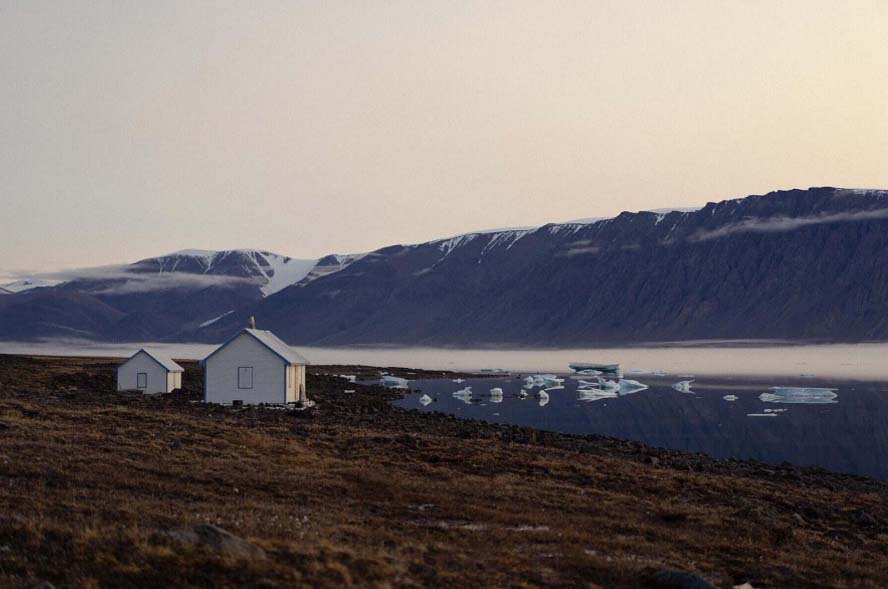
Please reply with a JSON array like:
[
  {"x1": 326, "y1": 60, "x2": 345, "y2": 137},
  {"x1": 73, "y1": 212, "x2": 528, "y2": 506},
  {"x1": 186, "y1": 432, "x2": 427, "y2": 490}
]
[{"x1": 0, "y1": 355, "x2": 886, "y2": 588}]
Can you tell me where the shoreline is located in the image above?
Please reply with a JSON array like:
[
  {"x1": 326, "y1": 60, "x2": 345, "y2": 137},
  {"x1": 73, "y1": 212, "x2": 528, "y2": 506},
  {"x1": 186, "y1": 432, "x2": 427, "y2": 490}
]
[{"x1": 0, "y1": 354, "x2": 886, "y2": 587}]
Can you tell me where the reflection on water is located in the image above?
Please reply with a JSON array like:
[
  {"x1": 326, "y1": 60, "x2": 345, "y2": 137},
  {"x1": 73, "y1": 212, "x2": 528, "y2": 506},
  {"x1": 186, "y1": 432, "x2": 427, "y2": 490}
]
[{"x1": 394, "y1": 375, "x2": 888, "y2": 480}]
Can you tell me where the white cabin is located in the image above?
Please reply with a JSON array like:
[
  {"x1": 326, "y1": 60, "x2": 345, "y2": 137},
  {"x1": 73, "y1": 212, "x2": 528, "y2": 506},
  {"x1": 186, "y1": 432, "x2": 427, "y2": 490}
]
[
  {"x1": 201, "y1": 328, "x2": 309, "y2": 405},
  {"x1": 117, "y1": 349, "x2": 184, "y2": 394}
]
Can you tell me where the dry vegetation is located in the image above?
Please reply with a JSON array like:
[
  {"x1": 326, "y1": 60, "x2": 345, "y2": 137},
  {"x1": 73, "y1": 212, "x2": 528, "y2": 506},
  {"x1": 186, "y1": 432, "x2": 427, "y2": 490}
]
[{"x1": 0, "y1": 355, "x2": 887, "y2": 588}]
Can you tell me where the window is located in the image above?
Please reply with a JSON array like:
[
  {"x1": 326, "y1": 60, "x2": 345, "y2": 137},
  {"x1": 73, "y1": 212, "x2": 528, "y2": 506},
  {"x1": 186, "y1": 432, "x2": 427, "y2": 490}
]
[
  {"x1": 238, "y1": 367, "x2": 254, "y2": 389},
  {"x1": 137, "y1": 373, "x2": 147, "y2": 389}
]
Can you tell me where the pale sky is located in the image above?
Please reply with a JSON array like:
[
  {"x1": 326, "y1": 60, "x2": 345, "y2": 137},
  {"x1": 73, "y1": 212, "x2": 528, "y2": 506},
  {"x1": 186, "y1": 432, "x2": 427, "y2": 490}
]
[{"x1": 2, "y1": 1, "x2": 888, "y2": 280}]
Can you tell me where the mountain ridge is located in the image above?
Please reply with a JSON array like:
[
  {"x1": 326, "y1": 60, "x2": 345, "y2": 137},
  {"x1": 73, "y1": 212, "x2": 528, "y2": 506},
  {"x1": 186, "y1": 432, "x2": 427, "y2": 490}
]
[{"x1": 3, "y1": 187, "x2": 888, "y2": 345}]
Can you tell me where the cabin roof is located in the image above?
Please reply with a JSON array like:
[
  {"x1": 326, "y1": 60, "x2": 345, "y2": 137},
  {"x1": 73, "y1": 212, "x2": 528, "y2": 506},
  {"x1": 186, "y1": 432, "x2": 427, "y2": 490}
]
[
  {"x1": 128, "y1": 348, "x2": 184, "y2": 372},
  {"x1": 201, "y1": 328, "x2": 309, "y2": 366}
]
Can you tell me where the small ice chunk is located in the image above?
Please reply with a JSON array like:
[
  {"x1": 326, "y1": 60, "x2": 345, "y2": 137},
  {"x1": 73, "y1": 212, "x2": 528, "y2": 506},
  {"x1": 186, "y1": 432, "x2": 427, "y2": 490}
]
[
  {"x1": 344, "y1": 389, "x2": 355, "y2": 394},
  {"x1": 452, "y1": 386, "x2": 473, "y2": 403},
  {"x1": 747, "y1": 413, "x2": 778, "y2": 418},
  {"x1": 759, "y1": 387, "x2": 838, "y2": 404},
  {"x1": 418, "y1": 394, "x2": 432, "y2": 406},
  {"x1": 381, "y1": 375, "x2": 409, "y2": 388},
  {"x1": 672, "y1": 380, "x2": 694, "y2": 393},
  {"x1": 517, "y1": 390, "x2": 528, "y2": 399},
  {"x1": 339, "y1": 374, "x2": 357, "y2": 383},
  {"x1": 523, "y1": 376, "x2": 536, "y2": 389},
  {"x1": 537, "y1": 391, "x2": 550, "y2": 407},
  {"x1": 578, "y1": 389, "x2": 618, "y2": 402},
  {"x1": 452, "y1": 378, "x2": 465, "y2": 383},
  {"x1": 722, "y1": 395, "x2": 738, "y2": 401},
  {"x1": 489, "y1": 388, "x2": 504, "y2": 403},
  {"x1": 617, "y1": 379, "x2": 648, "y2": 395}
]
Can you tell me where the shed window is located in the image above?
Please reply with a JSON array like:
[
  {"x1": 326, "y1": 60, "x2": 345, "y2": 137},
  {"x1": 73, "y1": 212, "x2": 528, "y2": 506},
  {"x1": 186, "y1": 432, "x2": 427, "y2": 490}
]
[
  {"x1": 238, "y1": 367, "x2": 254, "y2": 389},
  {"x1": 137, "y1": 373, "x2": 147, "y2": 389}
]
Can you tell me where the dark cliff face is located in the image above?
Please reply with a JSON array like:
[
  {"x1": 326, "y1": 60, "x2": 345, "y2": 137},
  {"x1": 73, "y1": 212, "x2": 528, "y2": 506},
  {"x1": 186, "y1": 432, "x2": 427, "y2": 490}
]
[
  {"x1": 199, "y1": 187, "x2": 888, "y2": 346},
  {"x1": 4, "y1": 187, "x2": 888, "y2": 345}
]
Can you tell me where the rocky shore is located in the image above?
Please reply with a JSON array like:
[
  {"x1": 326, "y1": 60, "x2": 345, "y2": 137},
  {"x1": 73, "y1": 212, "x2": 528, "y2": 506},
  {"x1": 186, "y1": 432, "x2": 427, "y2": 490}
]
[{"x1": 0, "y1": 354, "x2": 886, "y2": 588}]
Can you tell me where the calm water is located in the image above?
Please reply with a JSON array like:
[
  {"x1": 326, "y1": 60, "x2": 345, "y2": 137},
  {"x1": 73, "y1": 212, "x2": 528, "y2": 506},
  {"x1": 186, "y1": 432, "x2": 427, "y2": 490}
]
[{"x1": 394, "y1": 374, "x2": 888, "y2": 480}]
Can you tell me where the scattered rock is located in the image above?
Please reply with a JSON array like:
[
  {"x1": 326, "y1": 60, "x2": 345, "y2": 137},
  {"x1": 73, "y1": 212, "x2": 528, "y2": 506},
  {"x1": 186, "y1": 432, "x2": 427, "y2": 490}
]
[
  {"x1": 648, "y1": 569, "x2": 716, "y2": 589},
  {"x1": 853, "y1": 509, "x2": 877, "y2": 527},
  {"x1": 162, "y1": 524, "x2": 266, "y2": 560}
]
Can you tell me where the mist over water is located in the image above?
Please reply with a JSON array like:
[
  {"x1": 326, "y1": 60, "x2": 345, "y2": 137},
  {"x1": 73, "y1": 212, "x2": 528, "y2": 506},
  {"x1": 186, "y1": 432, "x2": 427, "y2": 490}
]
[{"x1": 1, "y1": 339, "x2": 887, "y2": 379}]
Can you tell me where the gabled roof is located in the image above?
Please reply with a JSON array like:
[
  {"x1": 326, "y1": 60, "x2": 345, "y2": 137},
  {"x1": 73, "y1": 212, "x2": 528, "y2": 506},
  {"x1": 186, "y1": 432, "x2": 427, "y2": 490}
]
[
  {"x1": 126, "y1": 348, "x2": 184, "y2": 372},
  {"x1": 201, "y1": 328, "x2": 309, "y2": 366}
]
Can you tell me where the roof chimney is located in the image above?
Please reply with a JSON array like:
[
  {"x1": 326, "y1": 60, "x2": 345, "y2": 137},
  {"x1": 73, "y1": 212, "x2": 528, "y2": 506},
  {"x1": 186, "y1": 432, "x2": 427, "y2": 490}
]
[{"x1": 248, "y1": 316, "x2": 256, "y2": 329}]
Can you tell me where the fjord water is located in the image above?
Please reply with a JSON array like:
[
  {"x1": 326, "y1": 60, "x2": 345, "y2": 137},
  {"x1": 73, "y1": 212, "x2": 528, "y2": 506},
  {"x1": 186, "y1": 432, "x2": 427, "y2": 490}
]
[{"x1": 395, "y1": 375, "x2": 888, "y2": 480}]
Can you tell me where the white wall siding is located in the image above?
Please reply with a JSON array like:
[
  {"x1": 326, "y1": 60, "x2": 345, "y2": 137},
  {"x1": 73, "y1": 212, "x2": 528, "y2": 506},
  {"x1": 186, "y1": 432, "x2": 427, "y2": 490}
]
[
  {"x1": 166, "y1": 371, "x2": 182, "y2": 392},
  {"x1": 205, "y1": 333, "x2": 286, "y2": 405},
  {"x1": 117, "y1": 352, "x2": 171, "y2": 394}
]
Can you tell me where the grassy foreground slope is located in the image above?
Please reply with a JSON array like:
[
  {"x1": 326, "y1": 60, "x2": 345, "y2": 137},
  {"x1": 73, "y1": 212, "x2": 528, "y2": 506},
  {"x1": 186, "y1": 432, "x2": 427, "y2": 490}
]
[{"x1": 0, "y1": 355, "x2": 886, "y2": 588}]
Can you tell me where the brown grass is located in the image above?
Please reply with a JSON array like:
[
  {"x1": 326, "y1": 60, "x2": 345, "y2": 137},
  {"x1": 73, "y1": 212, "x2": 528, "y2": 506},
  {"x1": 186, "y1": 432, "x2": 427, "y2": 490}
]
[{"x1": 0, "y1": 354, "x2": 886, "y2": 588}]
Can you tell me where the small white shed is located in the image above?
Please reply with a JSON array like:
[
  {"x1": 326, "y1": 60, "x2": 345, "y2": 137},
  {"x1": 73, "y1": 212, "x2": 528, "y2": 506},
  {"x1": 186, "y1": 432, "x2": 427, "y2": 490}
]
[
  {"x1": 117, "y1": 349, "x2": 184, "y2": 394},
  {"x1": 201, "y1": 327, "x2": 309, "y2": 405}
]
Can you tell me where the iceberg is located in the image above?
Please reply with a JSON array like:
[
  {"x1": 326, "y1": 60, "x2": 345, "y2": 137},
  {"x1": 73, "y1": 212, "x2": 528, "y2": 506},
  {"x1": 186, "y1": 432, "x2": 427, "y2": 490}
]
[
  {"x1": 381, "y1": 375, "x2": 409, "y2": 388},
  {"x1": 537, "y1": 391, "x2": 550, "y2": 407},
  {"x1": 618, "y1": 379, "x2": 649, "y2": 395},
  {"x1": 452, "y1": 386, "x2": 473, "y2": 403},
  {"x1": 418, "y1": 394, "x2": 432, "y2": 406},
  {"x1": 489, "y1": 388, "x2": 504, "y2": 403},
  {"x1": 759, "y1": 387, "x2": 838, "y2": 404},
  {"x1": 578, "y1": 389, "x2": 618, "y2": 402},
  {"x1": 672, "y1": 380, "x2": 694, "y2": 393}
]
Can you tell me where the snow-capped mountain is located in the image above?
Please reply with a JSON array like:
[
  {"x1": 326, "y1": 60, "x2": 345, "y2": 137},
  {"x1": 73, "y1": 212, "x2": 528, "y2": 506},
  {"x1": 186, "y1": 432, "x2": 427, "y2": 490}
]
[{"x1": 5, "y1": 187, "x2": 888, "y2": 344}]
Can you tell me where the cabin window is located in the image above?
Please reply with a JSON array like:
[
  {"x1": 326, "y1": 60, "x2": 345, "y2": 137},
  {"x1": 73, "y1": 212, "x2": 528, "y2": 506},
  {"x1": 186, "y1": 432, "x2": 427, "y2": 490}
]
[
  {"x1": 238, "y1": 367, "x2": 254, "y2": 389},
  {"x1": 137, "y1": 373, "x2": 147, "y2": 389}
]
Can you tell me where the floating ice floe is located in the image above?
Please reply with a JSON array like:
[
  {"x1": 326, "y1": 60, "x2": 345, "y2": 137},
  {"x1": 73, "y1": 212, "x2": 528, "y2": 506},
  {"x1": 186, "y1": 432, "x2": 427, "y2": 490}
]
[
  {"x1": 747, "y1": 413, "x2": 778, "y2": 418},
  {"x1": 418, "y1": 394, "x2": 432, "y2": 406},
  {"x1": 617, "y1": 379, "x2": 649, "y2": 395},
  {"x1": 537, "y1": 391, "x2": 550, "y2": 407},
  {"x1": 452, "y1": 386, "x2": 473, "y2": 403},
  {"x1": 759, "y1": 387, "x2": 838, "y2": 404},
  {"x1": 722, "y1": 395, "x2": 738, "y2": 401},
  {"x1": 489, "y1": 388, "x2": 504, "y2": 403},
  {"x1": 544, "y1": 385, "x2": 565, "y2": 391},
  {"x1": 531, "y1": 374, "x2": 564, "y2": 387},
  {"x1": 381, "y1": 375, "x2": 409, "y2": 388},
  {"x1": 578, "y1": 389, "x2": 619, "y2": 402},
  {"x1": 763, "y1": 408, "x2": 787, "y2": 413},
  {"x1": 672, "y1": 380, "x2": 694, "y2": 393},
  {"x1": 594, "y1": 378, "x2": 648, "y2": 395},
  {"x1": 576, "y1": 379, "x2": 600, "y2": 388}
]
